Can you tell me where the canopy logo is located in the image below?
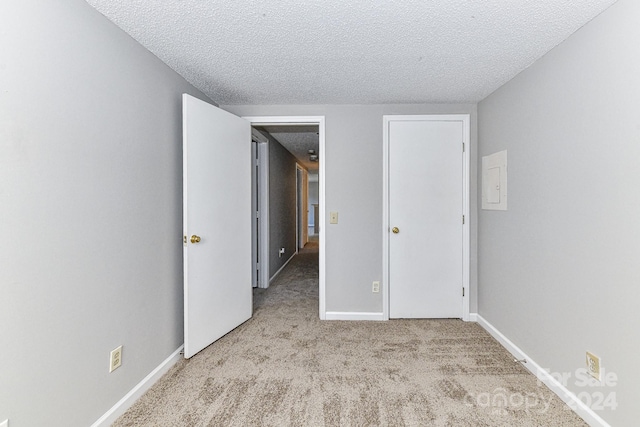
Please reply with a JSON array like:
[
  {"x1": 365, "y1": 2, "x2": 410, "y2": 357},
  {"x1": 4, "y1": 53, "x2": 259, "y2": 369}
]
[{"x1": 541, "y1": 367, "x2": 618, "y2": 411}]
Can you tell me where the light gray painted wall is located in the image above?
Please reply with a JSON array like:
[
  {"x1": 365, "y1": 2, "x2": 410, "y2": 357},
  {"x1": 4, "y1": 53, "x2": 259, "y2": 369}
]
[
  {"x1": 0, "y1": 1, "x2": 209, "y2": 426},
  {"x1": 477, "y1": 0, "x2": 638, "y2": 424},
  {"x1": 268, "y1": 137, "x2": 299, "y2": 277},
  {"x1": 224, "y1": 104, "x2": 478, "y2": 314}
]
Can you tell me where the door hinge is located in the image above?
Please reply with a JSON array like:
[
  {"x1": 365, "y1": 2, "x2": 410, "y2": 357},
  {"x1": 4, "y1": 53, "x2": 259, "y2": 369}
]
[
  {"x1": 462, "y1": 142, "x2": 465, "y2": 152},
  {"x1": 462, "y1": 287, "x2": 465, "y2": 297},
  {"x1": 256, "y1": 210, "x2": 260, "y2": 219},
  {"x1": 462, "y1": 215, "x2": 465, "y2": 224}
]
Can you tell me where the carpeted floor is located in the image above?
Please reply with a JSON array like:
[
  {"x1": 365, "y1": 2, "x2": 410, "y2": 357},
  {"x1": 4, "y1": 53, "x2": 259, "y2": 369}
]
[{"x1": 113, "y1": 243, "x2": 586, "y2": 426}]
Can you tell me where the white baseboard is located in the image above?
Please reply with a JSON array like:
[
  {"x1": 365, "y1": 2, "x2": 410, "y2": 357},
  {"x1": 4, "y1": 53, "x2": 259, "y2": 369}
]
[
  {"x1": 468, "y1": 312, "x2": 478, "y2": 322},
  {"x1": 269, "y1": 252, "x2": 296, "y2": 284},
  {"x1": 475, "y1": 315, "x2": 610, "y2": 427},
  {"x1": 90, "y1": 345, "x2": 184, "y2": 427},
  {"x1": 325, "y1": 312, "x2": 385, "y2": 321}
]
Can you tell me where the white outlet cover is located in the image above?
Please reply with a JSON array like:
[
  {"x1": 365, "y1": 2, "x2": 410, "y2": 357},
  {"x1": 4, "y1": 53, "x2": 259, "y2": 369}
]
[
  {"x1": 1, "y1": 419, "x2": 9, "y2": 427},
  {"x1": 586, "y1": 351, "x2": 601, "y2": 381},
  {"x1": 110, "y1": 345, "x2": 123, "y2": 373}
]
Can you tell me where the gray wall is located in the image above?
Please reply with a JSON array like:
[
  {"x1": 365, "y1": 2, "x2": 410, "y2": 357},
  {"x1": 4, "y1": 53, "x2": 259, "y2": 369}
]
[
  {"x1": 0, "y1": 1, "x2": 209, "y2": 426},
  {"x1": 477, "y1": 0, "x2": 638, "y2": 425},
  {"x1": 224, "y1": 104, "x2": 478, "y2": 314},
  {"x1": 268, "y1": 136, "x2": 299, "y2": 277}
]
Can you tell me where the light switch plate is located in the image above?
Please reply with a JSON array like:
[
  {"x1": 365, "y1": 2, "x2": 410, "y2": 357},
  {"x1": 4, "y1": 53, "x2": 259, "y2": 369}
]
[{"x1": 330, "y1": 212, "x2": 338, "y2": 224}]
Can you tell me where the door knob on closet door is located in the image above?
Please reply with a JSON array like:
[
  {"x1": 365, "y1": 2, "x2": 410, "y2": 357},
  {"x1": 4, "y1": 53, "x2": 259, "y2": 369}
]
[
  {"x1": 190, "y1": 235, "x2": 201, "y2": 243},
  {"x1": 392, "y1": 227, "x2": 399, "y2": 234}
]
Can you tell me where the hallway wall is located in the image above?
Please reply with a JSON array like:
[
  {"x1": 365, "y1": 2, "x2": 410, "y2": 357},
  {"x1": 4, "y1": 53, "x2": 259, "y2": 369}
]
[{"x1": 268, "y1": 136, "x2": 299, "y2": 279}]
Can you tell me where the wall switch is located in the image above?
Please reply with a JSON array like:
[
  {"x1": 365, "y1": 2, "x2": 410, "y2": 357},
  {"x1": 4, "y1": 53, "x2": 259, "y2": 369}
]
[
  {"x1": 372, "y1": 281, "x2": 380, "y2": 293},
  {"x1": 110, "y1": 345, "x2": 123, "y2": 373},
  {"x1": 1, "y1": 419, "x2": 8, "y2": 427},
  {"x1": 586, "y1": 351, "x2": 600, "y2": 381},
  {"x1": 330, "y1": 212, "x2": 338, "y2": 224}
]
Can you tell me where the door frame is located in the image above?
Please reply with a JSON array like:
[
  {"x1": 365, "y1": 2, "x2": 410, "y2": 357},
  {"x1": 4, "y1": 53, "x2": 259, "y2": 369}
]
[
  {"x1": 296, "y1": 163, "x2": 304, "y2": 250},
  {"x1": 251, "y1": 128, "x2": 269, "y2": 288},
  {"x1": 301, "y1": 166, "x2": 308, "y2": 247},
  {"x1": 251, "y1": 139, "x2": 258, "y2": 288},
  {"x1": 243, "y1": 116, "x2": 327, "y2": 319},
  {"x1": 382, "y1": 114, "x2": 470, "y2": 321}
]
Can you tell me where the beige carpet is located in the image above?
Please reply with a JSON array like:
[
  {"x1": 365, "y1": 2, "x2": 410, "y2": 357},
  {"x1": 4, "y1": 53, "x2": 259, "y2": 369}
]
[{"x1": 113, "y1": 244, "x2": 586, "y2": 426}]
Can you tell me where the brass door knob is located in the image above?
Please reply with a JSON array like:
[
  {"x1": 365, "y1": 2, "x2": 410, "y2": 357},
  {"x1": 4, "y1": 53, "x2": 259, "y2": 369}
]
[
  {"x1": 190, "y1": 235, "x2": 201, "y2": 244},
  {"x1": 392, "y1": 227, "x2": 399, "y2": 234}
]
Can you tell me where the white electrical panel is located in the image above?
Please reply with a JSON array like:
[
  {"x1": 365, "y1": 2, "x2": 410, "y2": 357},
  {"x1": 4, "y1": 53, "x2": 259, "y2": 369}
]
[{"x1": 482, "y1": 150, "x2": 507, "y2": 210}]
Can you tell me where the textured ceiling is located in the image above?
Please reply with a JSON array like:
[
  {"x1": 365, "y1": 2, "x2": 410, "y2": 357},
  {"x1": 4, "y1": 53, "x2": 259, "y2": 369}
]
[
  {"x1": 85, "y1": 0, "x2": 618, "y2": 105},
  {"x1": 259, "y1": 125, "x2": 320, "y2": 173}
]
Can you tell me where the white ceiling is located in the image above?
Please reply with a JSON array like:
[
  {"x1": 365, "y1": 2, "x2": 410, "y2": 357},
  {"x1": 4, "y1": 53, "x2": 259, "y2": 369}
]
[{"x1": 85, "y1": 0, "x2": 618, "y2": 105}]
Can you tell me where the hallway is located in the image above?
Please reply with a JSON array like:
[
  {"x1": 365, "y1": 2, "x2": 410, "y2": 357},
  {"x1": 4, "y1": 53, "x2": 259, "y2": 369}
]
[
  {"x1": 113, "y1": 244, "x2": 585, "y2": 426},
  {"x1": 254, "y1": 241, "x2": 319, "y2": 318}
]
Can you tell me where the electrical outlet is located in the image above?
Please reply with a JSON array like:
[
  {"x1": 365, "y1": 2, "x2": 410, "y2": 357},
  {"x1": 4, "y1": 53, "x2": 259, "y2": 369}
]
[
  {"x1": 279, "y1": 247, "x2": 285, "y2": 258},
  {"x1": 1, "y1": 419, "x2": 8, "y2": 427},
  {"x1": 110, "y1": 345, "x2": 123, "y2": 373},
  {"x1": 586, "y1": 351, "x2": 600, "y2": 381},
  {"x1": 372, "y1": 281, "x2": 380, "y2": 293}
]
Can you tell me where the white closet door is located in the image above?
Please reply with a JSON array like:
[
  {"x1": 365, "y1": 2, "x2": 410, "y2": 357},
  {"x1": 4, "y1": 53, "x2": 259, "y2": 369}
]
[{"x1": 388, "y1": 118, "x2": 463, "y2": 318}]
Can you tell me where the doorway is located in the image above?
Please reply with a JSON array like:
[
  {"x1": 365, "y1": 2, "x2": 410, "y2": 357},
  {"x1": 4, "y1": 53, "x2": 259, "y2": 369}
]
[
  {"x1": 245, "y1": 116, "x2": 327, "y2": 319},
  {"x1": 382, "y1": 115, "x2": 470, "y2": 321}
]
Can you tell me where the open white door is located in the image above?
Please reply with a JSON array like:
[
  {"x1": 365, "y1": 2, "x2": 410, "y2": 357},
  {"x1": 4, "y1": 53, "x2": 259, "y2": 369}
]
[{"x1": 183, "y1": 94, "x2": 252, "y2": 359}]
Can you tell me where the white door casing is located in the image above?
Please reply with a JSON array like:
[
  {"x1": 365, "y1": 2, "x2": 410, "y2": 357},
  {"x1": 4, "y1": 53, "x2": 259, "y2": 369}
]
[
  {"x1": 251, "y1": 128, "x2": 269, "y2": 289},
  {"x1": 296, "y1": 165, "x2": 303, "y2": 250},
  {"x1": 183, "y1": 94, "x2": 253, "y2": 358},
  {"x1": 251, "y1": 140, "x2": 258, "y2": 288},
  {"x1": 243, "y1": 116, "x2": 327, "y2": 319},
  {"x1": 383, "y1": 115, "x2": 470, "y2": 320},
  {"x1": 296, "y1": 164, "x2": 309, "y2": 250}
]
